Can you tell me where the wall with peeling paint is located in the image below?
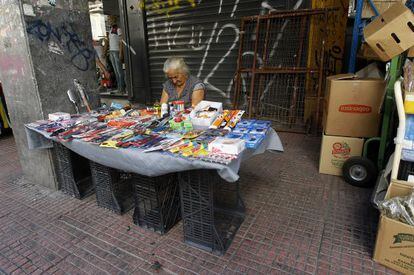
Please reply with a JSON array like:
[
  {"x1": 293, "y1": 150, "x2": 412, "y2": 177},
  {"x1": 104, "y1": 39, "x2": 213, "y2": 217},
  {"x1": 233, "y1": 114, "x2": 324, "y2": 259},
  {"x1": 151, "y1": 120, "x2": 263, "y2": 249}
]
[{"x1": 0, "y1": 0, "x2": 97, "y2": 190}]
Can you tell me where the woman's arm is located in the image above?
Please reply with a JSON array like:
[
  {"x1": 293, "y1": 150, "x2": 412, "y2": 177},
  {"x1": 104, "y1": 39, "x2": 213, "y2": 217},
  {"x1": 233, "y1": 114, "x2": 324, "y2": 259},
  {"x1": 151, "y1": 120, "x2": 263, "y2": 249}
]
[
  {"x1": 191, "y1": 89, "x2": 205, "y2": 107},
  {"x1": 160, "y1": 90, "x2": 169, "y2": 104}
]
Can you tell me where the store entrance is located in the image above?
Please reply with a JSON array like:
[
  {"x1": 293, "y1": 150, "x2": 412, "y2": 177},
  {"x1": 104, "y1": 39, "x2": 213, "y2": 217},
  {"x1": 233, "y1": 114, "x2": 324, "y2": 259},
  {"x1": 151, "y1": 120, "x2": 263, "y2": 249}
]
[{"x1": 89, "y1": 0, "x2": 129, "y2": 104}]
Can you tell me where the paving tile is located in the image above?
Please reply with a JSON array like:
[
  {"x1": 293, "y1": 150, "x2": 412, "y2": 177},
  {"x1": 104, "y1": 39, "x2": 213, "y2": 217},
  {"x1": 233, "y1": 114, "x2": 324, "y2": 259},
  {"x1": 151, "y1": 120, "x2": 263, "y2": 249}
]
[{"x1": 0, "y1": 133, "x2": 399, "y2": 274}]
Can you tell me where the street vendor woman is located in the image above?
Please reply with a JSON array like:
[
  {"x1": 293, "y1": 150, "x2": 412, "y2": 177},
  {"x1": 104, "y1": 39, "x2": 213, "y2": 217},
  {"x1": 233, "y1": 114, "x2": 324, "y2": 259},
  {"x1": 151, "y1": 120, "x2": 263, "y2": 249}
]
[{"x1": 160, "y1": 57, "x2": 205, "y2": 108}]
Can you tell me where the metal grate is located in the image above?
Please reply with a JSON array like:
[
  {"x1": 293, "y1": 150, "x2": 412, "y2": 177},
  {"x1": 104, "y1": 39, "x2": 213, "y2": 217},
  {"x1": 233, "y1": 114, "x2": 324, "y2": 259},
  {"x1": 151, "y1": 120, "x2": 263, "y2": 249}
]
[
  {"x1": 240, "y1": 14, "x2": 311, "y2": 70},
  {"x1": 233, "y1": 9, "x2": 329, "y2": 133}
]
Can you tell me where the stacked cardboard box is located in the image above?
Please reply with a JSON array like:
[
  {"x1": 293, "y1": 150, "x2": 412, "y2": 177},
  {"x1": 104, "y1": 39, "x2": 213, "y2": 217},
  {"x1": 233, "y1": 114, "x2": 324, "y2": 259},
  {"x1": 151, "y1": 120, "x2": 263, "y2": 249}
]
[
  {"x1": 374, "y1": 181, "x2": 414, "y2": 273},
  {"x1": 319, "y1": 65, "x2": 386, "y2": 176},
  {"x1": 364, "y1": 2, "x2": 414, "y2": 61},
  {"x1": 361, "y1": 0, "x2": 406, "y2": 18}
]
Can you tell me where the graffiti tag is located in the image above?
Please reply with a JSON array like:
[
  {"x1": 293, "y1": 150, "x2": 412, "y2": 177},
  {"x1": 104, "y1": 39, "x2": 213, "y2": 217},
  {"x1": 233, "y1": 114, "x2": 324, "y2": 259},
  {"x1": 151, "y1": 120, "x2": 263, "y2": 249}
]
[
  {"x1": 26, "y1": 20, "x2": 94, "y2": 71},
  {"x1": 139, "y1": 0, "x2": 197, "y2": 16}
]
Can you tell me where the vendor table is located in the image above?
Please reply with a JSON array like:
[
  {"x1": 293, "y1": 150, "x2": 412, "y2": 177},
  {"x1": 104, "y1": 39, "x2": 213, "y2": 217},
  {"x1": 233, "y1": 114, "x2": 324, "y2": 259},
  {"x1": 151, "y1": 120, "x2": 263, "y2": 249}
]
[{"x1": 25, "y1": 125, "x2": 283, "y2": 253}]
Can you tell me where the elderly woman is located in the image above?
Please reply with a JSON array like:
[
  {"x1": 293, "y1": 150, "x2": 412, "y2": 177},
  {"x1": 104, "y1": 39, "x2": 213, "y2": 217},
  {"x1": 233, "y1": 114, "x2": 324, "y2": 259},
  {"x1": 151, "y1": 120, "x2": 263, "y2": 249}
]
[{"x1": 160, "y1": 57, "x2": 205, "y2": 107}]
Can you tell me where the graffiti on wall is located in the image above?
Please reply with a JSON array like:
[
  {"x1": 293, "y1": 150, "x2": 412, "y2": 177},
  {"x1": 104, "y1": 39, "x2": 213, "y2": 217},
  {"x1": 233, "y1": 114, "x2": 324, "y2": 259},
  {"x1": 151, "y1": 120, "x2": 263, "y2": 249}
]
[
  {"x1": 149, "y1": 0, "x2": 311, "y2": 104},
  {"x1": 139, "y1": 0, "x2": 197, "y2": 16},
  {"x1": 26, "y1": 19, "x2": 94, "y2": 71}
]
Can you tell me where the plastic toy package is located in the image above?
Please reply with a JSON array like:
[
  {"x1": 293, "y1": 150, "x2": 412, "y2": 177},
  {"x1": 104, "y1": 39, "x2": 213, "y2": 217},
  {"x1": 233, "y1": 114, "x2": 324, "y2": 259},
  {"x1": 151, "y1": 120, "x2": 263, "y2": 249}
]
[{"x1": 243, "y1": 134, "x2": 265, "y2": 149}]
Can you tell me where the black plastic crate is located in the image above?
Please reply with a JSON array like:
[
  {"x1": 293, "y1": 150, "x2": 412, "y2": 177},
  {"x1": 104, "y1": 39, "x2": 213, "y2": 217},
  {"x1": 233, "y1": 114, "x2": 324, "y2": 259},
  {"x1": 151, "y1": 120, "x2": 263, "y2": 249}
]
[
  {"x1": 398, "y1": 160, "x2": 414, "y2": 181},
  {"x1": 90, "y1": 161, "x2": 134, "y2": 215},
  {"x1": 132, "y1": 173, "x2": 181, "y2": 234},
  {"x1": 178, "y1": 170, "x2": 245, "y2": 255},
  {"x1": 53, "y1": 143, "x2": 94, "y2": 199}
]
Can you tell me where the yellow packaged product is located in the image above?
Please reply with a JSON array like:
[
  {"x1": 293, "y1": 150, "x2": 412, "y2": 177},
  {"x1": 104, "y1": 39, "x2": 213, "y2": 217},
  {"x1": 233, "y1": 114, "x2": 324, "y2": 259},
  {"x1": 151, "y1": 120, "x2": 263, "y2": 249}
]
[{"x1": 404, "y1": 92, "x2": 414, "y2": 114}]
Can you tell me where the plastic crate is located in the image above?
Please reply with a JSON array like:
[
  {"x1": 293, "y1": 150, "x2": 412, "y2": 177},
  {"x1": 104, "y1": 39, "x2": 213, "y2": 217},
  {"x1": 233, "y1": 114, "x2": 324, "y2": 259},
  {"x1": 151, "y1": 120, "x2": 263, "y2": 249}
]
[
  {"x1": 53, "y1": 143, "x2": 94, "y2": 199},
  {"x1": 178, "y1": 170, "x2": 245, "y2": 255},
  {"x1": 398, "y1": 160, "x2": 414, "y2": 181},
  {"x1": 132, "y1": 173, "x2": 181, "y2": 234},
  {"x1": 90, "y1": 161, "x2": 134, "y2": 215}
]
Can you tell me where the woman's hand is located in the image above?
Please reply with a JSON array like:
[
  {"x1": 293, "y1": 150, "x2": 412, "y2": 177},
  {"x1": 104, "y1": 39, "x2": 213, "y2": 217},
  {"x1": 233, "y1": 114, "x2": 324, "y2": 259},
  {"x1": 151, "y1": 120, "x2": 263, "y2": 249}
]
[{"x1": 160, "y1": 90, "x2": 169, "y2": 105}]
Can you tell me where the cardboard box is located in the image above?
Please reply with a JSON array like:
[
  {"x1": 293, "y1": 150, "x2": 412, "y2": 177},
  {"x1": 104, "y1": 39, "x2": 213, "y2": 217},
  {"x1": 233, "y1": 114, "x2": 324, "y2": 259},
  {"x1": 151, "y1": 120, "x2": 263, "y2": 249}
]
[
  {"x1": 364, "y1": 2, "x2": 414, "y2": 61},
  {"x1": 319, "y1": 134, "x2": 364, "y2": 176},
  {"x1": 385, "y1": 180, "x2": 414, "y2": 199},
  {"x1": 358, "y1": 43, "x2": 383, "y2": 61},
  {"x1": 373, "y1": 181, "x2": 414, "y2": 273},
  {"x1": 408, "y1": 46, "x2": 414, "y2": 58},
  {"x1": 208, "y1": 137, "x2": 245, "y2": 155},
  {"x1": 361, "y1": 0, "x2": 405, "y2": 19},
  {"x1": 324, "y1": 71, "x2": 386, "y2": 138}
]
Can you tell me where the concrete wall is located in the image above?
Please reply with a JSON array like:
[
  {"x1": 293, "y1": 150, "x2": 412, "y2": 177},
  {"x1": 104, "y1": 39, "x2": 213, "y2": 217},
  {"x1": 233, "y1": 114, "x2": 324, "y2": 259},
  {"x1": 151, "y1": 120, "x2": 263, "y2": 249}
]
[{"x1": 0, "y1": 0, "x2": 98, "y2": 190}]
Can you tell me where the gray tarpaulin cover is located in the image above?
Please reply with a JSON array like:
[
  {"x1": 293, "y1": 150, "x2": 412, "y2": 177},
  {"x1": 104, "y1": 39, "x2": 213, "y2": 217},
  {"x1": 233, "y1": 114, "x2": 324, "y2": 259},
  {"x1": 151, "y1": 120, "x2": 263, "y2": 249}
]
[{"x1": 25, "y1": 126, "x2": 283, "y2": 182}]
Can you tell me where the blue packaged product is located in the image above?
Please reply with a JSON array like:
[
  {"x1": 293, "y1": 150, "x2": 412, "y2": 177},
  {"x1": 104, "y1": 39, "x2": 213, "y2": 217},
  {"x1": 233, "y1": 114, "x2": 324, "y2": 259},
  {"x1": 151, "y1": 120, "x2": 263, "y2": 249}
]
[
  {"x1": 226, "y1": 132, "x2": 244, "y2": 139},
  {"x1": 253, "y1": 120, "x2": 271, "y2": 128},
  {"x1": 237, "y1": 119, "x2": 256, "y2": 128},
  {"x1": 249, "y1": 127, "x2": 268, "y2": 135},
  {"x1": 243, "y1": 134, "x2": 264, "y2": 149},
  {"x1": 405, "y1": 114, "x2": 414, "y2": 141},
  {"x1": 110, "y1": 102, "x2": 124, "y2": 110},
  {"x1": 232, "y1": 126, "x2": 251, "y2": 134}
]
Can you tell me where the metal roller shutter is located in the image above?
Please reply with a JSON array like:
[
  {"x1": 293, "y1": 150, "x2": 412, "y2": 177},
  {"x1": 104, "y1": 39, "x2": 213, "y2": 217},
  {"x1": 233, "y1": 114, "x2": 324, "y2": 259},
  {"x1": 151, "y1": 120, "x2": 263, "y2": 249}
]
[{"x1": 145, "y1": 0, "x2": 310, "y2": 105}]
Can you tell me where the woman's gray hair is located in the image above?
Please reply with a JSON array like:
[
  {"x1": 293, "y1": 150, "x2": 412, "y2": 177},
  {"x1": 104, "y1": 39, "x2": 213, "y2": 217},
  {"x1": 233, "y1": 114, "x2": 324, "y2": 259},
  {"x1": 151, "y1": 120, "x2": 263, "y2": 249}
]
[{"x1": 163, "y1": 57, "x2": 190, "y2": 76}]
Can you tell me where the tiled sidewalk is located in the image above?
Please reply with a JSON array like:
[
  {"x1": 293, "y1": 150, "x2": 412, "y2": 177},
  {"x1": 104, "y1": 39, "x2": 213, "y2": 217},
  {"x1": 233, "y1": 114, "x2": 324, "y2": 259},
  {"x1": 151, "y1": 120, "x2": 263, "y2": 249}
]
[{"x1": 0, "y1": 133, "x2": 398, "y2": 274}]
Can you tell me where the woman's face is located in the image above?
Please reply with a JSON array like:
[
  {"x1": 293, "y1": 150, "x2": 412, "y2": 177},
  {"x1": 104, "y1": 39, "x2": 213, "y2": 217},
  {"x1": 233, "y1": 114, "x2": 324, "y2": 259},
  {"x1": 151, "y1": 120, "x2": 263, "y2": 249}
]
[{"x1": 167, "y1": 69, "x2": 187, "y2": 87}]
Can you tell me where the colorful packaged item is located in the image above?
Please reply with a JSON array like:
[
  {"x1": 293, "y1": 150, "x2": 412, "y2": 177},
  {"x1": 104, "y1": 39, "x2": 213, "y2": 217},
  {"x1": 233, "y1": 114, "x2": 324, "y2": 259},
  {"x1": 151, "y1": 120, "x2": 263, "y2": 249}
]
[
  {"x1": 224, "y1": 110, "x2": 245, "y2": 130},
  {"x1": 253, "y1": 120, "x2": 271, "y2": 128},
  {"x1": 249, "y1": 127, "x2": 268, "y2": 136},
  {"x1": 226, "y1": 132, "x2": 244, "y2": 139},
  {"x1": 243, "y1": 134, "x2": 265, "y2": 149},
  {"x1": 237, "y1": 119, "x2": 256, "y2": 128},
  {"x1": 191, "y1": 101, "x2": 223, "y2": 129},
  {"x1": 232, "y1": 127, "x2": 251, "y2": 135},
  {"x1": 208, "y1": 137, "x2": 245, "y2": 155},
  {"x1": 173, "y1": 101, "x2": 185, "y2": 112},
  {"x1": 48, "y1": 112, "x2": 71, "y2": 121}
]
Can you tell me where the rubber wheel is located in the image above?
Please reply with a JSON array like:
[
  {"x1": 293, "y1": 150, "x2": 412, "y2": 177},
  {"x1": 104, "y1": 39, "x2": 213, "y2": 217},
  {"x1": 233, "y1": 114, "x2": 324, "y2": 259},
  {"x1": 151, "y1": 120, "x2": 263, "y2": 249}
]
[{"x1": 342, "y1": 156, "x2": 378, "y2": 188}]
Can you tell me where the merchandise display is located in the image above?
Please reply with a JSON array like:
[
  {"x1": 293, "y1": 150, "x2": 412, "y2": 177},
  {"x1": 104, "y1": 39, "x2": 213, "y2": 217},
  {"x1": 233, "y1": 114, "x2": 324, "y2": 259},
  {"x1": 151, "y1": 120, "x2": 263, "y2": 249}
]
[
  {"x1": 208, "y1": 138, "x2": 245, "y2": 155},
  {"x1": 190, "y1": 100, "x2": 223, "y2": 129},
  {"x1": 48, "y1": 112, "x2": 71, "y2": 121},
  {"x1": 27, "y1": 101, "x2": 272, "y2": 165},
  {"x1": 226, "y1": 119, "x2": 271, "y2": 149}
]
